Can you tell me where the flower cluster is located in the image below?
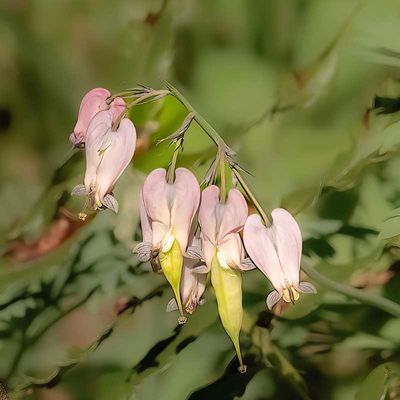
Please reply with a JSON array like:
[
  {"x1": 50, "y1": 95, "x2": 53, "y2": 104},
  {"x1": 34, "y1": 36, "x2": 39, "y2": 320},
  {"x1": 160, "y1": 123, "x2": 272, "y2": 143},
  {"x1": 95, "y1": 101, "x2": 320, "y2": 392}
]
[
  {"x1": 70, "y1": 88, "x2": 136, "y2": 215},
  {"x1": 69, "y1": 87, "x2": 316, "y2": 373}
]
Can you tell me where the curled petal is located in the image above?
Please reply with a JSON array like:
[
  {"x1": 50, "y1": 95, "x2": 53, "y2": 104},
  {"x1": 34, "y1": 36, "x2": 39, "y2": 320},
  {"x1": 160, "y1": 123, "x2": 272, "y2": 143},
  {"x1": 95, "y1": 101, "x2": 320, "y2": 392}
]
[
  {"x1": 299, "y1": 281, "x2": 317, "y2": 294},
  {"x1": 266, "y1": 290, "x2": 282, "y2": 310},
  {"x1": 109, "y1": 96, "x2": 126, "y2": 121},
  {"x1": 243, "y1": 214, "x2": 283, "y2": 293},
  {"x1": 133, "y1": 241, "x2": 152, "y2": 262},
  {"x1": 71, "y1": 184, "x2": 87, "y2": 196},
  {"x1": 102, "y1": 193, "x2": 119, "y2": 213},
  {"x1": 270, "y1": 208, "x2": 302, "y2": 289},
  {"x1": 166, "y1": 298, "x2": 178, "y2": 312},
  {"x1": 71, "y1": 88, "x2": 111, "y2": 146}
]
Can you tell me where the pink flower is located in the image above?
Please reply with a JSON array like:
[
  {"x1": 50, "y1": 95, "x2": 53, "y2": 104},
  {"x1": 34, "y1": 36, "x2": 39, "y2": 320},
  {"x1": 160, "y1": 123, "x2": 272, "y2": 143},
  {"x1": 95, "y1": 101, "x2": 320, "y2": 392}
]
[
  {"x1": 198, "y1": 186, "x2": 248, "y2": 272},
  {"x1": 137, "y1": 168, "x2": 201, "y2": 257},
  {"x1": 198, "y1": 185, "x2": 248, "y2": 372},
  {"x1": 69, "y1": 88, "x2": 125, "y2": 147},
  {"x1": 243, "y1": 208, "x2": 316, "y2": 310},
  {"x1": 134, "y1": 167, "x2": 201, "y2": 323},
  {"x1": 71, "y1": 110, "x2": 136, "y2": 212}
]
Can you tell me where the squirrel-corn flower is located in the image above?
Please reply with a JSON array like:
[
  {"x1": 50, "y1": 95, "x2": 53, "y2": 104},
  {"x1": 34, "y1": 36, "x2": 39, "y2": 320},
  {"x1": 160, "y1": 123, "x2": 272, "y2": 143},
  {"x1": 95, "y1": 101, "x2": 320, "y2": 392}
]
[
  {"x1": 71, "y1": 110, "x2": 136, "y2": 213},
  {"x1": 198, "y1": 185, "x2": 248, "y2": 372},
  {"x1": 69, "y1": 88, "x2": 125, "y2": 147},
  {"x1": 243, "y1": 208, "x2": 316, "y2": 310},
  {"x1": 135, "y1": 168, "x2": 200, "y2": 323}
]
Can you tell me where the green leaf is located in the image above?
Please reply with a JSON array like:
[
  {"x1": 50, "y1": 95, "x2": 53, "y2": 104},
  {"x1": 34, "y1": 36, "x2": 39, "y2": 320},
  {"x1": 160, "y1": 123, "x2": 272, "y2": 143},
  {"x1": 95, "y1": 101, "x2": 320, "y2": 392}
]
[{"x1": 355, "y1": 364, "x2": 390, "y2": 400}]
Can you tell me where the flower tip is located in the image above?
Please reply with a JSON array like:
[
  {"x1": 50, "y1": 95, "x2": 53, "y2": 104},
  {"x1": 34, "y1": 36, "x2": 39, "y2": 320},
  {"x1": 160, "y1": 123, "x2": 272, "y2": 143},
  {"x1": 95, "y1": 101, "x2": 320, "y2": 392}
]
[
  {"x1": 238, "y1": 364, "x2": 247, "y2": 374},
  {"x1": 178, "y1": 315, "x2": 187, "y2": 325}
]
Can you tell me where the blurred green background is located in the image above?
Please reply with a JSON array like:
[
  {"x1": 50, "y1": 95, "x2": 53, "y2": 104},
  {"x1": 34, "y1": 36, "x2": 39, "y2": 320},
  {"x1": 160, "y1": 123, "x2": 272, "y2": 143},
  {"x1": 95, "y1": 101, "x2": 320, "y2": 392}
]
[{"x1": 1, "y1": 0, "x2": 400, "y2": 399}]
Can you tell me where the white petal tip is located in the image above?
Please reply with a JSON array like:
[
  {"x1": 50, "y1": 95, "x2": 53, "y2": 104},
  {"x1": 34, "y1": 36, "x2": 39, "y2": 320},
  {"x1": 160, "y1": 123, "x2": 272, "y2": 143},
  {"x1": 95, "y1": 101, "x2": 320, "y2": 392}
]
[
  {"x1": 266, "y1": 290, "x2": 282, "y2": 310},
  {"x1": 240, "y1": 258, "x2": 257, "y2": 271},
  {"x1": 299, "y1": 282, "x2": 317, "y2": 294},
  {"x1": 103, "y1": 194, "x2": 119, "y2": 213},
  {"x1": 166, "y1": 298, "x2": 178, "y2": 312},
  {"x1": 133, "y1": 242, "x2": 152, "y2": 262},
  {"x1": 71, "y1": 184, "x2": 88, "y2": 196}
]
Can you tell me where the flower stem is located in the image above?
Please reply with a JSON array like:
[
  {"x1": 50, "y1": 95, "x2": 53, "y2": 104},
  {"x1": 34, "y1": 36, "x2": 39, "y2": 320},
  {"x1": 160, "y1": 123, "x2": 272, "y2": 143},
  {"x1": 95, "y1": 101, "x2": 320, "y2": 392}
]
[
  {"x1": 219, "y1": 151, "x2": 226, "y2": 202},
  {"x1": 232, "y1": 169, "x2": 271, "y2": 226},
  {"x1": 165, "y1": 81, "x2": 228, "y2": 148},
  {"x1": 112, "y1": 90, "x2": 168, "y2": 131},
  {"x1": 162, "y1": 82, "x2": 400, "y2": 318},
  {"x1": 301, "y1": 260, "x2": 400, "y2": 318},
  {"x1": 167, "y1": 138, "x2": 182, "y2": 183},
  {"x1": 165, "y1": 81, "x2": 270, "y2": 224}
]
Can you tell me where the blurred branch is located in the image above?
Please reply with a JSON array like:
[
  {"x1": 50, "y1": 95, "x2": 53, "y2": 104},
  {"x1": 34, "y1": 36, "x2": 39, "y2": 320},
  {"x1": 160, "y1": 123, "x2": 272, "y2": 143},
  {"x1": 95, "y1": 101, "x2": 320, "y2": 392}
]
[{"x1": 302, "y1": 258, "x2": 400, "y2": 317}]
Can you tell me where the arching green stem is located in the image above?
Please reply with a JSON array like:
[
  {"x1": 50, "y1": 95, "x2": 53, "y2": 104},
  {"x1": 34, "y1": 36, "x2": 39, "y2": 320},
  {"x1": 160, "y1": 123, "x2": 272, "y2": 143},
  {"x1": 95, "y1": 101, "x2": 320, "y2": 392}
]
[{"x1": 302, "y1": 260, "x2": 400, "y2": 318}]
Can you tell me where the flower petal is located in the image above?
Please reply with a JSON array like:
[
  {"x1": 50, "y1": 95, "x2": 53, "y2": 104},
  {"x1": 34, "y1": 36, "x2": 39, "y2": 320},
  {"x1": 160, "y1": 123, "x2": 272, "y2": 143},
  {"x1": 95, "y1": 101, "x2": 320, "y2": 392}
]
[
  {"x1": 266, "y1": 290, "x2": 282, "y2": 310},
  {"x1": 142, "y1": 168, "x2": 170, "y2": 249},
  {"x1": 72, "y1": 88, "x2": 111, "y2": 145},
  {"x1": 170, "y1": 168, "x2": 200, "y2": 253},
  {"x1": 96, "y1": 117, "x2": 136, "y2": 202},
  {"x1": 243, "y1": 213, "x2": 284, "y2": 293},
  {"x1": 198, "y1": 185, "x2": 220, "y2": 245},
  {"x1": 109, "y1": 96, "x2": 125, "y2": 121},
  {"x1": 139, "y1": 189, "x2": 152, "y2": 243},
  {"x1": 270, "y1": 208, "x2": 302, "y2": 289},
  {"x1": 218, "y1": 232, "x2": 245, "y2": 269},
  {"x1": 217, "y1": 188, "x2": 248, "y2": 242},
  {"x1": 84, "y1": 110, "x2": 113, "y2": 192}
]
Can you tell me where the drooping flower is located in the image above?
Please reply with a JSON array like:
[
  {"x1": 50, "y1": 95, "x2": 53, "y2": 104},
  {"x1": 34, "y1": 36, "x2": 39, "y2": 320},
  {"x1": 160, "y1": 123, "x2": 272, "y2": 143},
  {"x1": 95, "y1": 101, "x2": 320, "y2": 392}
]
[
  {"x1": 243, "y1": 208, "x2": 317, "y2": 310},
  {"x1": 69, "y1": 88, "x2": 125, "y2": 147},
  {"x1": 135, "y1": 168, "x2": 201, "y2": 323},
  {"x1": 198, "y1": 185, "x2": 248, "y2": 373},
  {"x1": 71, "y1": 110, "x2": 136, "y2": 213}
]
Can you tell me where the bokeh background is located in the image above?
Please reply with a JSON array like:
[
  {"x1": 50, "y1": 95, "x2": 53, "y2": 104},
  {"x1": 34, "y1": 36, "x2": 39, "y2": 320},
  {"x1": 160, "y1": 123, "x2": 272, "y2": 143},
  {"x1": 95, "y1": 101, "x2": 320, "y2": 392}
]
[{"x1": 1, "y1": 0, "x2": 400, "y2": 399}]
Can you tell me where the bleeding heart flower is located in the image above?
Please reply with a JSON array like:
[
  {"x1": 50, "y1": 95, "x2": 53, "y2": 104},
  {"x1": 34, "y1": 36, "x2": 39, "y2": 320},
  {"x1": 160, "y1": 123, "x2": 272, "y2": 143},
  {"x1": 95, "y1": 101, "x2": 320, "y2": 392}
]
[
  {"x1": 69, "y1": 88, "x2": 125, "y2": 147},
  {"x1": 134, "y1": 167, "x2": 201, "y2": 323},
  {"x1": 243, "y1": 208, "x2": 316, "y2": 310},
  {"x1": 71, "y1": 110, "x2": 136, "y2": 213},
  {"x1": 198, "y1": 185, "x2": 248, "y2": 373}
]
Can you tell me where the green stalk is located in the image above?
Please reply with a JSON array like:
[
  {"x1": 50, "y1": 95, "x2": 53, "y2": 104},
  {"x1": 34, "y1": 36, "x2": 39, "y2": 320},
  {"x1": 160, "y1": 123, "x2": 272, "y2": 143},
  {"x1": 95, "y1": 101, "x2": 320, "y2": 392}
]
[
  {"x1": 165, "y1": 81, "x2": 227, "y2": 148},
  {"x1": 165, "y1": 81, "x2": 400, "y2": 318},
  {"x1": 219, "y1": 152, "x2": 226, "y2": 203},
  {"x1": 167, "y1": 138, "x2": 182, "y2": 184},
  {"x1": 302, "y1": 260, "x2": 400, "y2": 318}
]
